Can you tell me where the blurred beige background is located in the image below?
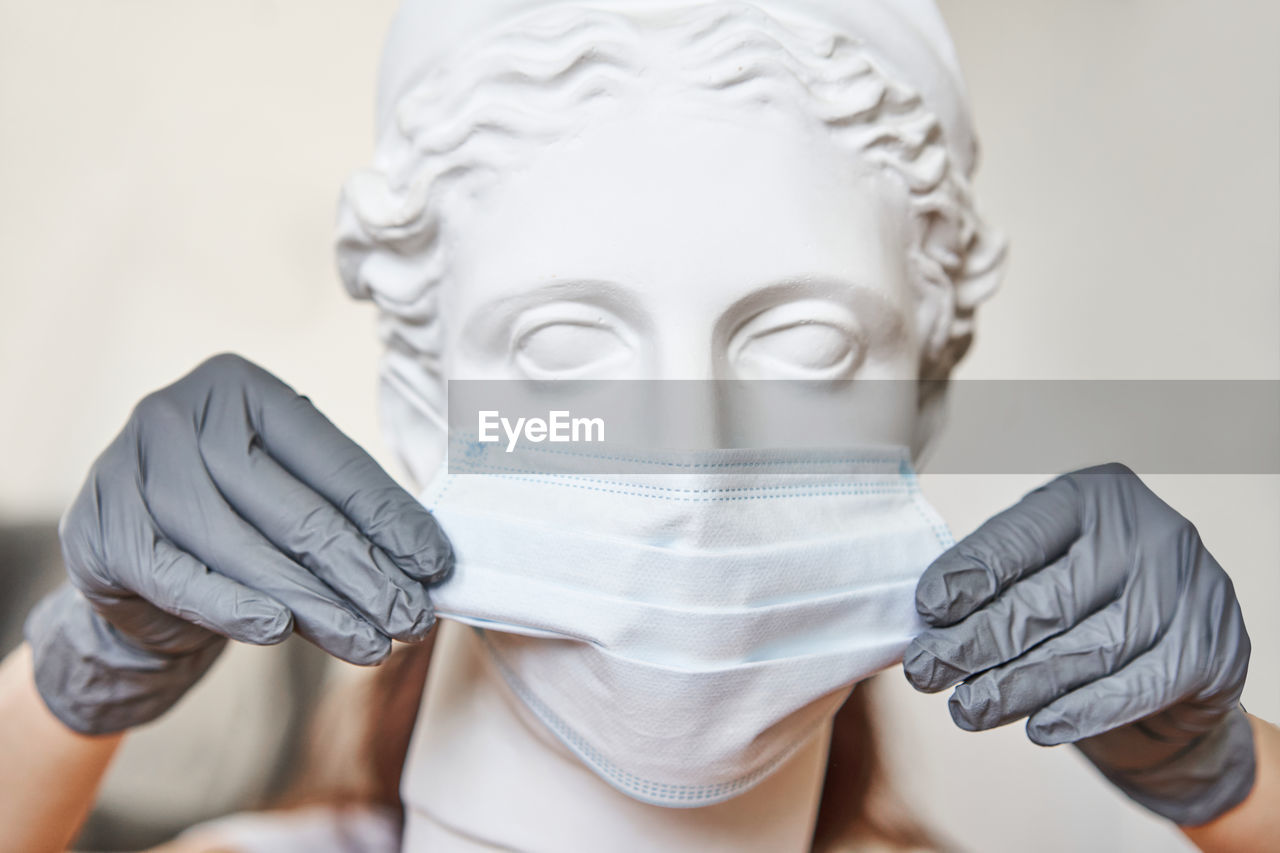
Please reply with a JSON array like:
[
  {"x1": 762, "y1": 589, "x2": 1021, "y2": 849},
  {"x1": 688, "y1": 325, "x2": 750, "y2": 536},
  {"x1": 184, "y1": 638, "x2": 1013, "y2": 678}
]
[{"x1": 0, "y1": 1, "x2": 1276, "y2": 851}]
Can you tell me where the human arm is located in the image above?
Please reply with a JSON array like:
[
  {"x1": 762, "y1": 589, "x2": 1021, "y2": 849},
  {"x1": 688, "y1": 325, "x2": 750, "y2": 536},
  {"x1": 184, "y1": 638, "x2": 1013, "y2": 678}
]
[
  {"x1": 0, "y1": 643, "x2": 122, "y2": 853},
  {"x1": 1180, "y1": 714, "x2": 1280, "y2": 852}
]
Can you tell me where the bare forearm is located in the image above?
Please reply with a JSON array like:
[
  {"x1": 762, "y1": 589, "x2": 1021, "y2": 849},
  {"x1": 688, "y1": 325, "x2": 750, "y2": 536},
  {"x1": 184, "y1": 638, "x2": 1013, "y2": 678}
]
[
  {"x1": 1181, "y1": 714, "x2": 1280, "y2": 852},
  {"x1": 0, "y1": 643, "x2": 122, "y2": 853}
]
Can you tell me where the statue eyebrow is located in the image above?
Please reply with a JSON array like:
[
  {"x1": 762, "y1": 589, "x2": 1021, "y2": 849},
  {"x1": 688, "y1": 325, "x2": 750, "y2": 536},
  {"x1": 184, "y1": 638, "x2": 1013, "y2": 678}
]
[
  {"x1": 459, "y1": 278, "x2": 652, "y2": 352},
  {"x1": 716, "y1": 276, "x2": 907, "y2": 341},
  {"x1": 476, "y1": 278, "x2": 648, "y2": 317}
]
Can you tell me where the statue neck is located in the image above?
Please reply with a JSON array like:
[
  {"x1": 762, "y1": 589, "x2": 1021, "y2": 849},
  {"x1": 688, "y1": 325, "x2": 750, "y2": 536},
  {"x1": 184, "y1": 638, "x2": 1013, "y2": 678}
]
[{"x1": 400, "y1": 621, "x2": 830, "y2": 852}]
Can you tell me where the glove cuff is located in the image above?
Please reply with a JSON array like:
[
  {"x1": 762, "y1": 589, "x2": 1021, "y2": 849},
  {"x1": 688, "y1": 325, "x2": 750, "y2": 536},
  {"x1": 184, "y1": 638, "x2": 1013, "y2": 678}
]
[
  {"x1": 1098, "y1": 708, "x2": 1256, "y2": 827},
  {"x1": 24, "y1": 584, "x2": 224, "y2": 735}
]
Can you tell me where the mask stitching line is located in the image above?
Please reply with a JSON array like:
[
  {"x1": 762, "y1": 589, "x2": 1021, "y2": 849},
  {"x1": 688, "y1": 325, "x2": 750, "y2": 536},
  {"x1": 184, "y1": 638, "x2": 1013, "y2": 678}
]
[
  {"x1": 897, "y1": 459, "x2": 954, "y2": 550},
  {"x1": 447, "y1": 434, "x2": 907, "y2": 469},
  {"x1": 443, "y1": 474, "x2": 915, "y2": 501},
  {"x1": 441, "y1": 457, "x2": 916, "y2": 495}
]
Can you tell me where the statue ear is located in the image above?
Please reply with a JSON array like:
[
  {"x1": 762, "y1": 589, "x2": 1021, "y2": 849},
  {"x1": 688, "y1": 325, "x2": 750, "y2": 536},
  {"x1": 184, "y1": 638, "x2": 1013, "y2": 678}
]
[
  {"x1": 911, "y1": 221, "x2": 1007, "y2": 466},
  {"x1": 377, "y1": 356, "x2": 448, "y2": 492},
  {"x1": 379, "y1": 379, "x2": 444, "y2": 493},
  {"x1": 952, "y1": 223, "x2": 1008, "y2": 329}
]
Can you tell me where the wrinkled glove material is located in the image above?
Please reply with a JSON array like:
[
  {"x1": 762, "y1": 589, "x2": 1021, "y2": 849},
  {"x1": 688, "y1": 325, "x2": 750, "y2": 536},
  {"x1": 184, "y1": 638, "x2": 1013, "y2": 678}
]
[{"x1": 904, "y1": 463, "x2": 1254, "y2": 825}]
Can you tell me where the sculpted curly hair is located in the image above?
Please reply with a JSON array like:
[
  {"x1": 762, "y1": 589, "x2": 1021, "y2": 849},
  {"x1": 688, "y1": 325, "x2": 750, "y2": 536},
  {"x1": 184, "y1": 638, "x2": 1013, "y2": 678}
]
[{"x1": 335, "y1": 1, "x2": 1005, "y2": 460}]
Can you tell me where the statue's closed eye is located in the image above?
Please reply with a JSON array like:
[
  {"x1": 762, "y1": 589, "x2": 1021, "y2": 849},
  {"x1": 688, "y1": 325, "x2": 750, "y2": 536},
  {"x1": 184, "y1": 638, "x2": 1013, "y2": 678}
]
[
  {"x1": 730, "y1": 300, "x2": 866, "y2": 379},
  {"x1": 514, "y1": 319, "x2": 632, "y2": 377}
]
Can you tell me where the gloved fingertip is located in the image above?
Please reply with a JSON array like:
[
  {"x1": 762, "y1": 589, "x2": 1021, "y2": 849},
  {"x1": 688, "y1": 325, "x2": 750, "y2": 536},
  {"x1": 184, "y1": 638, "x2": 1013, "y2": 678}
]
[
  {"x1": 916, "y1": 568, "x2": 947, "y2": 622},
  {"x1": 914, "y1": 578, "x2": 951, "y2": 627},
  {"x1": 916, "y1": 552, "x2": 993, "y2": 627},
  {"x1": 363, "y1": 630, "x2": 391, "y2": 666},
  {"x1": 255, "y1": 607, "x2": 294, "y2": 645},
  {"x1": 354, "y1": 636, "x2": 394, "y2": 666},
  {"x1": 326, "y1": 624, "x2": 393, "y2": 666},
  {"x1": 403, "y1": 606, "x2": 436, "y2": 643},
  {"x1": 368, "y1": 550, "x2": 438, "y2": 641},
  {"x1": 367, "y1": 641, "x2": 395, "y2": 666},
  {"x1": 1026, "y1": 710, "x2": 1077, "y2": 746},
  {"x1": 235, "y1": 597, "x2": 293, "y2": 645},
  {"x1": 947, "y1": 692, "x2": 981, "y2": 732},
  {"x1": 395, "y1": 529, "x2": 453, "y2": 584},
  {"x1": 902, "y1": 642, "x2": 967, "y2": 693},
  {"x1": 418, "y1": 528, "x2": 455, "y2": 583},
  {"x1": 949, "y1": 679, "x2": 1003, "y2": 731},
  {"x1": 422, "y1": 545, "x2": 454, "y2": 585}
]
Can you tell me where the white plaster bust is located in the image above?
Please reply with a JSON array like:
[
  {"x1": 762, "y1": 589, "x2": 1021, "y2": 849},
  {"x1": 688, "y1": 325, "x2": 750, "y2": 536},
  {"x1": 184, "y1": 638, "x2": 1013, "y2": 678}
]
[
  {"x1": 338, "y1": 0, "x2": 1005, "y2": 486},
  {"x1": 335, "y1": 1, "x2": 1005, "y2": 849}
]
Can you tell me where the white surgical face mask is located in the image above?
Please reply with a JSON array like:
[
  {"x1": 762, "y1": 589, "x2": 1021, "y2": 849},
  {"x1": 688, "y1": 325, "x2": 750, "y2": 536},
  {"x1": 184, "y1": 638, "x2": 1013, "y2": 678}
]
[{"x1": 420, "y1": 440, "x2": 951, "y2": 807}]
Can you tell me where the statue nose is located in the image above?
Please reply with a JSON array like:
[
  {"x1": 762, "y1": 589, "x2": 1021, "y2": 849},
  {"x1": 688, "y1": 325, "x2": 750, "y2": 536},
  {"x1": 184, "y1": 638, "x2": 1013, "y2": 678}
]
[
  {"x1": 628, "y1": 379, "x2": 720, "y2": 450},
  {"x1": 648, "y1": 322, "x2": 719, "y2": 383},
  {"x1": 620, "y1": 329, "x2": 724, "y2": 449}
]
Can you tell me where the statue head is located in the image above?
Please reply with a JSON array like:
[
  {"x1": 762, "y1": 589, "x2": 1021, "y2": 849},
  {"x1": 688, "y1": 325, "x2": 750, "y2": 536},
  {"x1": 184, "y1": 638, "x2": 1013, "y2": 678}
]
[{"x1": 337, "y1": 0, "x2": 1005, "y2": 486}]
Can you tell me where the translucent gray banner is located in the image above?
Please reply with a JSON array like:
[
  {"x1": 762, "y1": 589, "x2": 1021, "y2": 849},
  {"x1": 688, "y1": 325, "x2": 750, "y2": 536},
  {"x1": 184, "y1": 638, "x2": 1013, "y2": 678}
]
[{"x1": 445, "y1": 380, "x2": 1280, "y2": 474}]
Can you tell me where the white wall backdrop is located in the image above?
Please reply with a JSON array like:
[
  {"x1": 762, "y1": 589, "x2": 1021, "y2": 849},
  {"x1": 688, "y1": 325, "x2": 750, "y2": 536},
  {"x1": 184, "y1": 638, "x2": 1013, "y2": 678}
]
[{"x1": 1, "y1": 2, "x2": 1275, "y2": 851}]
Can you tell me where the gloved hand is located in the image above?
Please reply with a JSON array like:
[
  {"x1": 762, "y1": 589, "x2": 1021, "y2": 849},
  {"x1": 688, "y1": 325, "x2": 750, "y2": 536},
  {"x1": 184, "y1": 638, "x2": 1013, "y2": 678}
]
[
  {"x1": 25, "y1": 353, "x2": 453, "y2": 735},
  {"x1": 903, "y1": 463, "x2": 1254, "y2": 826}
]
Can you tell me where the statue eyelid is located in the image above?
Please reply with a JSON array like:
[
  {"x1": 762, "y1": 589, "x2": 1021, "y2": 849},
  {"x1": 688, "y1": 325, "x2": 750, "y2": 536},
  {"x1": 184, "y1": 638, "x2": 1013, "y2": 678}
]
[
  {"x1": 509, "y1": 303, "x2": 637, "y2": 377},
  {"x1": 727, "y1": 301, "x2": 868, "y2": 378},
  {"x1": 509, "y1": 303, "x2": 634, "y2": 350}
]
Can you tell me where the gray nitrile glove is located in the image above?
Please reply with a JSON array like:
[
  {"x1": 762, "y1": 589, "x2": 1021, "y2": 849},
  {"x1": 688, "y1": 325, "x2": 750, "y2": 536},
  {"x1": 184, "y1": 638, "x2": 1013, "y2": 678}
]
[
  {"x1": 903, "y1": 463, "x2": 1254, "y2": 826},
  {"x1": 25, "y1": 353, "x2": 453, "y2": 734}
]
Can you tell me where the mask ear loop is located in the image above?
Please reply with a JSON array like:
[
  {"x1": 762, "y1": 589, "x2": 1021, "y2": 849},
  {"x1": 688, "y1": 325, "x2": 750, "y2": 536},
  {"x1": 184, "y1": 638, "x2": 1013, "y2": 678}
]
[
  {"x1": 377, "y1": 357, "x2": 456, "y2": 493},
  {"x1": 381, "y1": 358, "x2": 450, "y2": 434}
]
